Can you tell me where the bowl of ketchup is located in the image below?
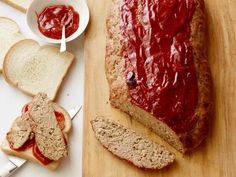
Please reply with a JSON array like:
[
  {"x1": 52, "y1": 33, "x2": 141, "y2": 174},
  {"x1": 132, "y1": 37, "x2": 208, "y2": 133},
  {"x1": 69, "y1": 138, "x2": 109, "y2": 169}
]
[{"x1": 26, "y1": 0, "x2": 89, "y2": 43}]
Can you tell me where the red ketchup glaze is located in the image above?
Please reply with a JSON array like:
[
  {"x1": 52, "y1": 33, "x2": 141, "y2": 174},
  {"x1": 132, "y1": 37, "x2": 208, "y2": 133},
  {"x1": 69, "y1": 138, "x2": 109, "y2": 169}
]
[
  {"x1": 9, "y1": 136, "x2": 35, "y2": 151},
  {"x1": 33, "y1": 143, "x2": 53, "y2": 165},
  {"x1": 54, "y1": 111, "x2": 65, "y2": 130},
  {"x1": 38, "y1": 5, "x2": 79, "y2": 39},
  {"x1": 21, "y1": 104, "x2": 28, "y2": 114},
  {"x1": 120, "y1": 0, "x2": 198, "y2": 133},
  {"x1": 10, "y1": 104, "x2": 65, "y2": 165}
]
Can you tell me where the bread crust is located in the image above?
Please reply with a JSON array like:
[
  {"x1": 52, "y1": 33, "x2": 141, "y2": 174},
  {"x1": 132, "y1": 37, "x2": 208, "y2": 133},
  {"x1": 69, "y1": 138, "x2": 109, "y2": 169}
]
[
  {"x1": 0, "y1": 17, "x2": 24, "y2": 72},
  {"x1": 105, "y1": 0, "x2": 213, "y2": 152},
  {"x1": 0, "y1": 0, "x2": 29, "y2": 13},
  {"x1": 2, "y1": 39, "x2": 74, "y2": 100},
  {"x1": 1, "y1": 139, "x2": 61, "y2": 170},
  {"x1": 0, "y1": 16, "x2": 20, "y2": 31}
]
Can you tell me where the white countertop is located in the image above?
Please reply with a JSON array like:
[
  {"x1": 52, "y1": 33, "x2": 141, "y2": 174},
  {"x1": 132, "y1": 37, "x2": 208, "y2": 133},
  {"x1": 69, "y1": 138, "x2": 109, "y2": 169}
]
[{"x1": 0, "y1": 2, "x2": 84, "y2": 177}]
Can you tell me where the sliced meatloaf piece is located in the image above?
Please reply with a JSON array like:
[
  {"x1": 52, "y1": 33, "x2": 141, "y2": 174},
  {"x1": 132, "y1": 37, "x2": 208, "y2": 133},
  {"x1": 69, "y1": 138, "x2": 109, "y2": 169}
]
[
  {"x1": 105, "y1": 0, "x2": 213, "y2": 153},
  {"x1": 6, "y1": 113, "x2": 32, "y2": 149},
  {"x1": 28, "y1": 93, "x2": 67, "y2": 161},
  {"x1": 91, "y1": 117, "x2": 175, "y2": 170}
]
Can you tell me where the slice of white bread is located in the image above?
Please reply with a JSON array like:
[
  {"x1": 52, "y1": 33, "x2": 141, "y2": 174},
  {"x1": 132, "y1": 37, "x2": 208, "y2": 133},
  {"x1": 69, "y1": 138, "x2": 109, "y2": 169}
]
[
  {"x1": 1, "y1": 139, "x2": 62, "y2": 170},
  {"x1": 3, "y1": 39, "x2": 74, "y2": 100},
  {"x1": 0, "y1": 0, "x2": 32, "y2": 13},
  {"x1": 0, "y1": 17, "x2": 25, "y2": 72},
  {"x1": 1, "y1": 93, "x2": 72, "y2": 170},
  {"x1": 91, "y1": 117, "x2": 175, "y2": 170}
]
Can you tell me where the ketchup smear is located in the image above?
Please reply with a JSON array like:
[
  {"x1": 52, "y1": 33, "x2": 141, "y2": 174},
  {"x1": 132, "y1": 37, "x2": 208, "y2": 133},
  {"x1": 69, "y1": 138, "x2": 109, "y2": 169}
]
[
  {"x1": 38, "y1": 5, "x2": 79, "y2": 39},
  {"x1": 54, "y1": 111, "x2": 65, "y2": 130},
  {"x1": 33, "y1": 142, "x2": 52, "y2": 165},
  {"x1": 10, "y1": 104, "x2": 66, "y2": 165},
  {"x1": 9, "y1": 136, "x2": 35, "y2": 152},
  {"x1": 11, "y1": 137, "x2": 52, "y2": 165},
  {"x1": 121, "y1": 0, "x2": 198, "y2": 133}
]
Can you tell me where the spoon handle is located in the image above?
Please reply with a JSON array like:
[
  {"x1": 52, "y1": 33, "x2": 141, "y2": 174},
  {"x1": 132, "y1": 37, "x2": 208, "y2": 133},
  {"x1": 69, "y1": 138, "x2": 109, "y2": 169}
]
[{"x1": 60, "y1": 25, "x2": 66, "y2": 52}]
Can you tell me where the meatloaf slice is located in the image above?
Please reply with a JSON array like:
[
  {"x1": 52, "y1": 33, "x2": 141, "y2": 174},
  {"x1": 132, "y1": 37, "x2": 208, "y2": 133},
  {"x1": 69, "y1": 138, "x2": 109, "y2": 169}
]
[
  {"x1": 6, "y1": 113, "x2": 32, "y2": 149},
  {"x1": 105, "y1": 0, "x2": 213, "y2": 153},
  {"x1": 91, "y1": 117, "x2": 175, "y2": 170},
  {"x1": 28, "y1": 93, "x2": 67, "y2": 160}
]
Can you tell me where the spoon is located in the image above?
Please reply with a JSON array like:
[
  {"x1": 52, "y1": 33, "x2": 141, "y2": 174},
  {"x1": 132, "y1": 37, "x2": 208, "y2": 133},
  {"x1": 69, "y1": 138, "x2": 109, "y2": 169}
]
[{"x1": 60, "y1": 25, "x2": 66, "y2": 52}]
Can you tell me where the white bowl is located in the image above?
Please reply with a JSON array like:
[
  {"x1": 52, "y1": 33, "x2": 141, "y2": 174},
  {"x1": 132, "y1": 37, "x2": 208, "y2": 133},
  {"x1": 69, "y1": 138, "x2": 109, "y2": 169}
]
[{"x1": 26, "y1": 0, "x2": 89, "y2": 43}]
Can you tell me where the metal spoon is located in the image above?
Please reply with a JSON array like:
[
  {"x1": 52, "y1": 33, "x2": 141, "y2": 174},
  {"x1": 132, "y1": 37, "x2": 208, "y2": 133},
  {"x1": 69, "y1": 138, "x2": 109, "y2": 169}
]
[{"x1": 60, "y1": 25, "x2": 66, "y2": 52}]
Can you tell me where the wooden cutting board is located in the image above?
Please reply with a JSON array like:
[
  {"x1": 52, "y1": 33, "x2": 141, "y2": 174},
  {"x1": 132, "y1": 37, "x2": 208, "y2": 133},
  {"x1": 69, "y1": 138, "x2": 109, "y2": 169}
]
[{"x1": 83, "y1": 0, "x2": 236, "y2": 176}]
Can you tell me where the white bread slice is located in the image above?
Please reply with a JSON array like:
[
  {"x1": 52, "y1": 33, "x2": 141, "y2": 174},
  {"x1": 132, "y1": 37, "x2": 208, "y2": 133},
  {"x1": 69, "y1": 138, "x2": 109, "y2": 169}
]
[
  {"x1": 91, "y1": 117, "x2": 175, "y2": 170},
  {"x1": 1, "y1": 139, "x2": 62, "y2": 170},
  {"x1": 0, "y1": 17, "x2": 25, "y2": 72},
  {"x1": 3, "y1": 39, "x2": 74, "y2": 100},
  {"x1": 0, "y1": 0, "x2": 32, "y2": 13},
  {"x1": 1, "y1": 93, "x2": 72, "y2": 170},
  {"x1": 0, "y1": 17, "x2": 21, "y2": 33}
]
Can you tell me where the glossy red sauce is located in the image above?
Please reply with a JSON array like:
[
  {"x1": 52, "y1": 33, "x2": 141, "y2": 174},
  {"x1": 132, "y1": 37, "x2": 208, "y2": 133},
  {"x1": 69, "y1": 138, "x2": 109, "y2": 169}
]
[
  {"x1": 120, "y1": 0, "x2": 198, "y2": 133},
  {"x1": 38, "y1": 5, "x2": 79, "y2": 39},
  {"x1": 10, "y1": 137, "x2": 52, "y2": 165},
  {"x1": 9, "y1": 136, "x2": 35, "y2": 151},
  {"x1": 54, "y1": 111, "x2": 65, "y2": 130},
  {"x1": 33, "y1": 142, "x2": 52, "y2": 165},
  {"x1": 9, "y1": 104, "x2": 65, "y2": 165},
  {"x1": 21, "y1": 104, "x2": 28, "y2": 114}
]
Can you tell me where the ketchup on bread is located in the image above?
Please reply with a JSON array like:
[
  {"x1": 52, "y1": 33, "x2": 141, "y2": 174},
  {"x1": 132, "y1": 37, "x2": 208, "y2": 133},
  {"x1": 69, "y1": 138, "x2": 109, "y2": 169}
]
[{"x1": 9, "y1": 104, "x2": 66, "y2": 165}]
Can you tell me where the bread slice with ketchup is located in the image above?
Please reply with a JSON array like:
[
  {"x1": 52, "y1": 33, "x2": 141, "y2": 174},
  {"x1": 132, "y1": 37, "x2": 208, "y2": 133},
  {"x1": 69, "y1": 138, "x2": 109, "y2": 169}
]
[{"x1": 1, "y1": 93, "x2": 72, "y2": 170}]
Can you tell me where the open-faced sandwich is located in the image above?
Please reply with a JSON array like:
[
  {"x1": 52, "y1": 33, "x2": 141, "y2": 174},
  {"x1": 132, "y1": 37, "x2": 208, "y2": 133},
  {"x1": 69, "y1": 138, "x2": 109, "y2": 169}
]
[{"x1": 1, "y1": 93, "x2": 72, "y2": 170}]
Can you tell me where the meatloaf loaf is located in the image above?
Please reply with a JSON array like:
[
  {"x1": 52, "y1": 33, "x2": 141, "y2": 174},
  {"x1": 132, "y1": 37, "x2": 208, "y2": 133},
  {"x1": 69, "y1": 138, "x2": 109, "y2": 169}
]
[{"x1": 105, "y1": 0, "x2": 213, "y2": 153}]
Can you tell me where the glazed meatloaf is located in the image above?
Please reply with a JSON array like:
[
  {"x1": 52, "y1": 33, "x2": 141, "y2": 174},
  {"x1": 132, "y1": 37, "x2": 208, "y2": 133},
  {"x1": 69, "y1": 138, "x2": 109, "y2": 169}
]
[{"x1": 105, "y1": 0, "x2": 212, "y2": 153}]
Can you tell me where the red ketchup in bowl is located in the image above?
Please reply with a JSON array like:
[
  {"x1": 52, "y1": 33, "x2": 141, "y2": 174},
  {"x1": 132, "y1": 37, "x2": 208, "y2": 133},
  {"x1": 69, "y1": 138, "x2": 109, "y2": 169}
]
[{"x1": 37, "y1": 5, "x2": 79, "y2": 39}]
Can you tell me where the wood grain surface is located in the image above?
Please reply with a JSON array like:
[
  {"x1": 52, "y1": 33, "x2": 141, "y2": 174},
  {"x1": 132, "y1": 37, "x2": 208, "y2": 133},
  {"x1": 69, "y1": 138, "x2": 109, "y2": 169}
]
[{"x1": 83, "y1": 0, "x2": 236, "y2": 176}]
